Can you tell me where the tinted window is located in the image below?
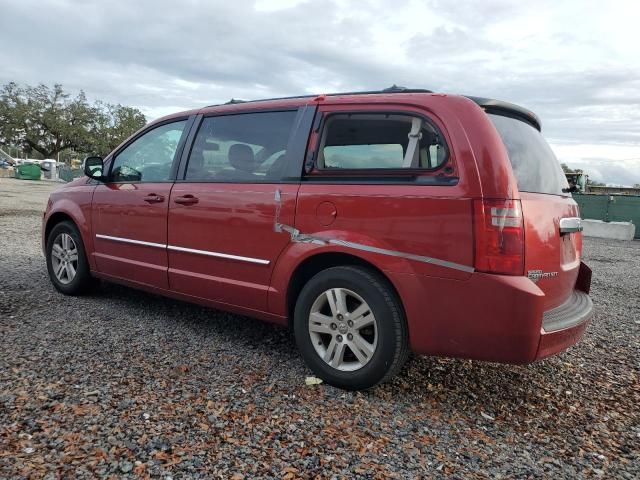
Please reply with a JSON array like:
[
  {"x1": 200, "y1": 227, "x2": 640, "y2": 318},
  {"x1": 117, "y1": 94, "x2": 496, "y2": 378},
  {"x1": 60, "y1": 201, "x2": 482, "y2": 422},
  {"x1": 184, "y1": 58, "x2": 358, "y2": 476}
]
[
  {"x1": 489, "y1": 114, "x2": 569, "y2": 195},
  {"x1": 185, "y1": 111, "x2": 297, "y2": 182},
  {"x1": 111, "y1": 120, "x2": 187, "y2": 182},
  {"x1": 318, "y1": 114, "x2": 447, "y2": 170},
  {"x1": 324, "y1": 144, "x2": 404, "y2": 169}
]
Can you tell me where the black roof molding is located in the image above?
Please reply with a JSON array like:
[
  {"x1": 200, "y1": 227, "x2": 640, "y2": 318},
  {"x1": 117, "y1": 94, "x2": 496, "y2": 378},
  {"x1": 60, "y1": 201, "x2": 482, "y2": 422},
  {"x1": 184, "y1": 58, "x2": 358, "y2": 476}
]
[
  {"x1": 210, "y1": 86, "x2": 433, "y2": 108},
  {"x1": 465, "y1": 96, "x2": 541, "y2": 131},
  {"x1": 211, "y1": 88, "x2": 541, "y2": 131}
]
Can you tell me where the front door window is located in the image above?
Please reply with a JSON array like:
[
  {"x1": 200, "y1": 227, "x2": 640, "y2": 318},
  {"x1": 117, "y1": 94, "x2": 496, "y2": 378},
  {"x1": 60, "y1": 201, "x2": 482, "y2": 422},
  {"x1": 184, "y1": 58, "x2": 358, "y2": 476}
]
[{"x1": 111, "y1": 120, "x2": 187, "y2": 182}]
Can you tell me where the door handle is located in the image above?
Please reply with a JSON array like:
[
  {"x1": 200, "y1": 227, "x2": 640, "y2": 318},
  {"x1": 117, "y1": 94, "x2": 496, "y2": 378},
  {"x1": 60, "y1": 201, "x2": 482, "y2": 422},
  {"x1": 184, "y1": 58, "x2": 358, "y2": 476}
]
[
  {"x1": 559, "y1": 217, "x2": 583, "y2": 234},
  {"x1": 174, "y1": 194, "x2": 199, "y2": 205},
  {"x1": 144, "y1": 194, "x2": 164, "y2": 203}
]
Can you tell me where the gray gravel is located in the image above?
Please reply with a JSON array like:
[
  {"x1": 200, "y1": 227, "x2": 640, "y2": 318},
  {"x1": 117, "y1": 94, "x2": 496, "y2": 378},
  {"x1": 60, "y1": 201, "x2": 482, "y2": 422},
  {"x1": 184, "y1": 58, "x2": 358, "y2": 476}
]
[{"x1": 1, "y1": 177, "x2": 638, "y2": 479}]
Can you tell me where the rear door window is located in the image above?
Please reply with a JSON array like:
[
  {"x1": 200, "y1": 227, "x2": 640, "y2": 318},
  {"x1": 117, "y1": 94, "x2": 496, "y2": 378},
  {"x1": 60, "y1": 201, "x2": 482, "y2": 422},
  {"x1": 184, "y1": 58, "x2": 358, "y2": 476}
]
[
  {"x1": 184, "y1": 111, "x2": 297, "y2": 182},
  {"x1": 489, "y1": 114, "x2": 569, "y2": 195}
]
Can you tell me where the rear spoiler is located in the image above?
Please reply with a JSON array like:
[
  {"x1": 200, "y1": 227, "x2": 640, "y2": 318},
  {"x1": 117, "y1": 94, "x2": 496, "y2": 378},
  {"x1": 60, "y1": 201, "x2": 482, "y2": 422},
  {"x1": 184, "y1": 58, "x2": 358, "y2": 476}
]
[{"x1": 465, "y1": 96, "x2": 541, "y2": 131}]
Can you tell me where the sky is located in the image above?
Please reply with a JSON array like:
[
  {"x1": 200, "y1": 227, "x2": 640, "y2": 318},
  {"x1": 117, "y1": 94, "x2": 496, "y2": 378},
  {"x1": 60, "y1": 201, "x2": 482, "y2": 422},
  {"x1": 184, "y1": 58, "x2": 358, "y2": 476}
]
[{"x1": 0, "y1": 0, "x2": 639, "y2": 185}]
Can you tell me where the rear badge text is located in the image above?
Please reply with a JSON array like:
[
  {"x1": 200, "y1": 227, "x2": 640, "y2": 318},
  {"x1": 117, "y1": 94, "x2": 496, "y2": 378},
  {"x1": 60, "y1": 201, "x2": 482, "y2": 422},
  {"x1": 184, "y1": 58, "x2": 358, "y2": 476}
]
[{"x1": 527, "y1": 270, "x2": 559, "y2": 282}]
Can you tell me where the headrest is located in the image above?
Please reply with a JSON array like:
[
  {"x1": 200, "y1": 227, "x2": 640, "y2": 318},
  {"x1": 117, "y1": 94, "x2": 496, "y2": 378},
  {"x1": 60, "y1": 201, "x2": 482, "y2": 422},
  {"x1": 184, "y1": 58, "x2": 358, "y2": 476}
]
[{"x1": 228, "y1": 144, "x2": 256, "y2": 173}]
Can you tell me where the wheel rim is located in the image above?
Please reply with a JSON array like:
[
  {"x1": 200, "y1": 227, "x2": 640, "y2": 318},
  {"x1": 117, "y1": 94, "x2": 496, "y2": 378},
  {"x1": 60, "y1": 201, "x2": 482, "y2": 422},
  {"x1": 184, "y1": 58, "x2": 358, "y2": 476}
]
[
  {"x1": 308, "y1": 288, "x2": 378, "y2": 372},
  {"x1": 50, "y1": 233, "x2": 79, "y2": 285}
]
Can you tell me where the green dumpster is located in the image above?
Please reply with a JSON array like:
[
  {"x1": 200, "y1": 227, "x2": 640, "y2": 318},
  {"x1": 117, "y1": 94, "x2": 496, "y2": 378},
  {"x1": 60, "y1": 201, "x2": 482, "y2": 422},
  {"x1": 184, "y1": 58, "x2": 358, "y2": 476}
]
[{"x1": 15, "y1": 163, "x2": 41, "y2": 180}]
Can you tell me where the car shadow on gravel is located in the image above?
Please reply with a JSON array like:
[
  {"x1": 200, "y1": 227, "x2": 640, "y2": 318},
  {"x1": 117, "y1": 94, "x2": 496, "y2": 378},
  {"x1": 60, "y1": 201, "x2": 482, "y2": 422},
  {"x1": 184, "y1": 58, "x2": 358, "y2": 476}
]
[
  {"x1": 83, "y1": 280, "x2": 567, "y2": 410},
  {"x1": 94, "y1": 281, "x2": 299, "y2": 354}
]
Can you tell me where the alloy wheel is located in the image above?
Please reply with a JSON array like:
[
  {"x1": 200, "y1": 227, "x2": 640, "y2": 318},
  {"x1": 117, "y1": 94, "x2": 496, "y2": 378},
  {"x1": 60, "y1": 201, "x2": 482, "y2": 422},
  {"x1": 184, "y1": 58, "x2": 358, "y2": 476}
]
[
  {"x1": 50, "y1": 233, "x2": 79, "y2": 285},
  {"x1": 308, "y1": 288, "x2": 378, "y2": 371}
]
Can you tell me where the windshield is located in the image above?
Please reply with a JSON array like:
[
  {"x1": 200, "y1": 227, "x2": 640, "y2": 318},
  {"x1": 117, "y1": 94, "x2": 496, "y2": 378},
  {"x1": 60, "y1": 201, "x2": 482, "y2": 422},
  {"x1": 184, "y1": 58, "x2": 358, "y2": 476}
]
[{"x1": 489, "y1": 114, "x2": 569, "y2": 196}]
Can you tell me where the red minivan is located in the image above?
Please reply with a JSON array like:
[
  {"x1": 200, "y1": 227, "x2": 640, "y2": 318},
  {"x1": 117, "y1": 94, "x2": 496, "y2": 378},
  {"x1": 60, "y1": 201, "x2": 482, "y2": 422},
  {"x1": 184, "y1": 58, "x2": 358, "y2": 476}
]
[{"x1": 43, "y1": 88, "x2": 593, "y2": 390}]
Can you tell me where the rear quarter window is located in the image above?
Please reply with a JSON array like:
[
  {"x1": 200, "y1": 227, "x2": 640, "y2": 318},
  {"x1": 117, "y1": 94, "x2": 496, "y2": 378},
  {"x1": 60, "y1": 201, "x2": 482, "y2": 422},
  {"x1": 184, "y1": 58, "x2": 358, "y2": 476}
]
[
  {"x1": 317, "y1": 113, "x2": 448, "y2": 171},
  {"x1": 489, "y1": 114, "x2": 569, "y2": 196}
]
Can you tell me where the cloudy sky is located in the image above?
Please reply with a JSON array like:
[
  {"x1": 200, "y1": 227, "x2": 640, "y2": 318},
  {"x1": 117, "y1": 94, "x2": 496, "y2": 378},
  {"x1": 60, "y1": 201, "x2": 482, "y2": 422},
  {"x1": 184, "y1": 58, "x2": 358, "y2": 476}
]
[{"x1": 1, "y1": 0, "x2": 639, "y2": 184}]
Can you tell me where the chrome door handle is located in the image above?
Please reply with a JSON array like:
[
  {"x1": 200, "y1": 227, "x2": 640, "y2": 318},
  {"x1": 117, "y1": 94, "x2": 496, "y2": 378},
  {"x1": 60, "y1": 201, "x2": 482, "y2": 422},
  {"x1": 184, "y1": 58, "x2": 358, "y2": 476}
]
[
  {"x1": 559, "y1": 217, "x2": 583, "y2": 234},
  {"x1": 174, "y1": 195, "x2": 199, "y2": 205},
  {"x1": 144, "y1": 194, "x2": 164, "y2": 203}
]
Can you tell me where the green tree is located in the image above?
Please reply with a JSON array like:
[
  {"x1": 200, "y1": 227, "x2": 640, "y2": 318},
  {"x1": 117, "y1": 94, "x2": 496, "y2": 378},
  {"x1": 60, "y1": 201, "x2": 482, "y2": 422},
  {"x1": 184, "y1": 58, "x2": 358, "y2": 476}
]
[
  {"x1": 0, "y1": 82, "x2": 146, "y2": 160},
  {"x1": 587, "y1": 178, "x2": 605, "y2": 187},
  {"x1": 561, "y1": 163, "x2": 574, "y2": 174},
  {"x1": 89, "y1": 102, "x2": 147, "y2": 156},
  {"x1": 560, "y1": 163, "x2": 584, "y2": 174}
]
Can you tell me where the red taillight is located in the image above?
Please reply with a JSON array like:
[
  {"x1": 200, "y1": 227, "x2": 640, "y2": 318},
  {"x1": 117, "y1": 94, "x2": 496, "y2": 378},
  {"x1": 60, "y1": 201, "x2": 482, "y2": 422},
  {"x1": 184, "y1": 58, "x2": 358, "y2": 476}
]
[{"x1": 473, "y1": 199, "x2": 524, "y2": 275}]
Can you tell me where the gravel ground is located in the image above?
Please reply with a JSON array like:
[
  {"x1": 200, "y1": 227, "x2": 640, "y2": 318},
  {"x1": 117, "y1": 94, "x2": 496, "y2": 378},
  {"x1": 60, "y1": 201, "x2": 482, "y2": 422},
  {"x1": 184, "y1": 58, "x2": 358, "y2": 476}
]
[{"x1": 1, "y1": 177, "x2": 638, "y2": 479}]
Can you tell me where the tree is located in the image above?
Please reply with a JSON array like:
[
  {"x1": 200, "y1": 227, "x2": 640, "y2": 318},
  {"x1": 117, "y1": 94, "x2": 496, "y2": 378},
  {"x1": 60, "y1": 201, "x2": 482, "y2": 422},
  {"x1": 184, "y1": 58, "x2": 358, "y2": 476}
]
[
  {"x1": 0, "y1": 82, "x2": 146, "y2": 160},
  {"x1": 587, "y1": 178, "x2": 605, "y2": 187},
  {"x1": 561, "y1": 163, "x2": 574, "y2": 174},
  {"x1": 88, "y1": 102, "x2": 147, "y2": 156},
  {"x1": 560, "y1": 163, "x2": 583, "y2": 174}
]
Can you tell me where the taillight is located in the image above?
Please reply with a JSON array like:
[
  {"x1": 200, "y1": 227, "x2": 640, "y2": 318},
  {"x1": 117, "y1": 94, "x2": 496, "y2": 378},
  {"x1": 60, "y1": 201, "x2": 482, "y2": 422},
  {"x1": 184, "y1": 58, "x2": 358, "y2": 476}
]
[{"x1": 473, "y1": 199, "x2": 524, "y2": 275}]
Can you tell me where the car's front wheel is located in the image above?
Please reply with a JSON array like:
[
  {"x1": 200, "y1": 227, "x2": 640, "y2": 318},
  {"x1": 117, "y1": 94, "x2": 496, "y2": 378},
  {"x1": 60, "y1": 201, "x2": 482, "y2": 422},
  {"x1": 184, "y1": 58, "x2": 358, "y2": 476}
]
[
  {"x1": 294, "y1": 266, "x2": 409, "y2": 390},
  {"x1": 46, "y1": 221, "x2": 96, "y2": 295}
]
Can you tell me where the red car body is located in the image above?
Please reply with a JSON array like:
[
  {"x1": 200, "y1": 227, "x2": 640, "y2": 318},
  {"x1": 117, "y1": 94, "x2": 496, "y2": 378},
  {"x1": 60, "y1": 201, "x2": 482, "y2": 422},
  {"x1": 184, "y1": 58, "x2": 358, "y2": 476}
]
[{"x1": 43, "y1": 90, "x2": 593, "y2": 365}]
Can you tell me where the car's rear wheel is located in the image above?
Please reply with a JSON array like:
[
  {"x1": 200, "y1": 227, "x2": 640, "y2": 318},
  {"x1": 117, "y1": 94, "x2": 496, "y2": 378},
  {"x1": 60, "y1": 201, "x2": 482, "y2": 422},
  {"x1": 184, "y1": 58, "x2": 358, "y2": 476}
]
[
  {"x1": 46, "y1": 221, "x2": 96, "y2": 295},
  {"x1": 294, "y1": 266, "x2": 408, "y2": 390}
]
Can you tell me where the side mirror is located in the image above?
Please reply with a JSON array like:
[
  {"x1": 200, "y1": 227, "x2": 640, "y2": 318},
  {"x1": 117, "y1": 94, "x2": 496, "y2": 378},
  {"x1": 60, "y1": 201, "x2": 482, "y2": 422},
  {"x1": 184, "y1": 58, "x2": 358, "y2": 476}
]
[{"x1": 84, "y1": 156, "x2": 105, "y2": 180}]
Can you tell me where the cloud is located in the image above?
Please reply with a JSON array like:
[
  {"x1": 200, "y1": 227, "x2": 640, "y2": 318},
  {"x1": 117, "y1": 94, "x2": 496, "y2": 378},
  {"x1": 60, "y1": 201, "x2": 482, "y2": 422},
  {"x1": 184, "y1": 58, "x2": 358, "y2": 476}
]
[
  {"x1": 550, "y1": 143, "x2": 640, "y2": 185},
  {"x1": 0, "y1": 0, "x2": 639, "y2": 184}
]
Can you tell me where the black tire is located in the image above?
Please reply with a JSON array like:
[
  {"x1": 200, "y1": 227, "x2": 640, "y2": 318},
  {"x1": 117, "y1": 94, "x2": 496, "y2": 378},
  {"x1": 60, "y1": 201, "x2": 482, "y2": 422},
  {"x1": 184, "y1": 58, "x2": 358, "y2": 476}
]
[
  {"x1": 46, "y1": 221, "x2": 97, "y2": 295},
  {"x1": 293, "y1": 266, "x2": 409, "y2": 390}
]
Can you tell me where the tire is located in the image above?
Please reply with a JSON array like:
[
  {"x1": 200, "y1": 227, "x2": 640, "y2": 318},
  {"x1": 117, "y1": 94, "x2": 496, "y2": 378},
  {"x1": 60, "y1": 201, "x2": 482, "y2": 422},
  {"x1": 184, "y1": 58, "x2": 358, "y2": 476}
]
[
  {"x1": 46, "y1": 221, "x2": 96, "y2": 295},
  {"x1": 293, "y1": 266, "x2": 409, "y2": 390}
]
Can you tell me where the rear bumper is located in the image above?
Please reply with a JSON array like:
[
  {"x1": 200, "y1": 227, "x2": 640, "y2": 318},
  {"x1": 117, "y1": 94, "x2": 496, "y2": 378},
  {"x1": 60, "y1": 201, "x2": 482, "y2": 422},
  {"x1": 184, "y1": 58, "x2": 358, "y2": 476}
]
[
  {"x1": 542, "y1": 290, "x2": 593, "y2": 333},
  {"x1": 536, "y1": 289, "x2": 593, "y2": 360},
  {"x1": 387, "y1": 262, "x2": 593, "y2": 364}
]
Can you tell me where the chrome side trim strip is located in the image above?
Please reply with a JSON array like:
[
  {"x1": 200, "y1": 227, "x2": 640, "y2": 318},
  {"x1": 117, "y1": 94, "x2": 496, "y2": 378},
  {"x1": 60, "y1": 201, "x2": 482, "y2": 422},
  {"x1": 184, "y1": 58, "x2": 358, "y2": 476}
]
[
  {"x1": 276, "y1": 224, "x2": 474, "y2": 273},
  {"x1": 95, "y1": 234, "x2": 270, "y2": 265},
  {"x1": 332, "y1": 239, "x2": 475, "y2": 273},
  {"x1": 95, "y1": 234, "x2": 166, "y2": 249},
  {"x1": 97, "y1": 223, "x2": 472, "y2": 272},
  {"x1": 167, "y1": 245, "x2": 270, "y2": 265}
]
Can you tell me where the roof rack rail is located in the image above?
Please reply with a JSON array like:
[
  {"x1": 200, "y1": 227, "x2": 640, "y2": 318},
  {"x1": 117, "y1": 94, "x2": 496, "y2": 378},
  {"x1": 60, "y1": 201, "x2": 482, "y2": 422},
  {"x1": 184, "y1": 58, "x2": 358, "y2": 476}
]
[{"x1": 207, "y1": 85, "x2": 433, "y2": 108}]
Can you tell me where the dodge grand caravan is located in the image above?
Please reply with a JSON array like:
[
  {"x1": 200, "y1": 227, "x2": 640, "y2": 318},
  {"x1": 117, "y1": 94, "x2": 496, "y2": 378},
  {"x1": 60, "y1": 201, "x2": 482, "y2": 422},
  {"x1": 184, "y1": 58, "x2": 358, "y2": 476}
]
[{"x1": 42, "y1": 87, "x2": 593, "y2": 390}]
